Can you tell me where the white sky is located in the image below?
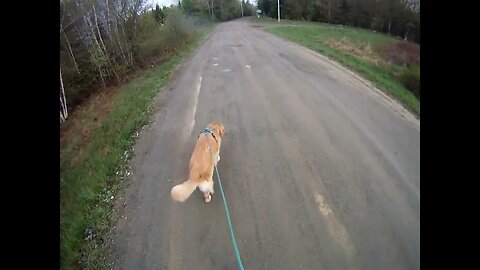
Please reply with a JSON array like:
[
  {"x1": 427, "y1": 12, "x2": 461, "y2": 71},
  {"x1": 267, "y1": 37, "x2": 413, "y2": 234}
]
[{"x1": 150, "y1": 0, "x2": 176, "y2": 7}]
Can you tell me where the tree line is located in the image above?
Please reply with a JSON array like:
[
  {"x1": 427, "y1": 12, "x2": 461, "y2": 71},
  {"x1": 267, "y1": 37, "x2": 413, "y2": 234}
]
[
  {"x1": 257, "y1": 0, "x2": 420, "y2": 43},
  {"x1": 179, "y1": 0, "x2": 257, "y2": 21},
  {"x1": 60, "y1": 0, "x2": 255, "y2": 123}
]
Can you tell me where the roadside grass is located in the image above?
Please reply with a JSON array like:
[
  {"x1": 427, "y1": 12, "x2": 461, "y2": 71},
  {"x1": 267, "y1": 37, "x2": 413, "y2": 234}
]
[
  {"x1": 252, "y1": 17, "x2": 420, "y2": 115},
  {"x1": 60, "y1": 24, "x2": 216, "y2": 270}
]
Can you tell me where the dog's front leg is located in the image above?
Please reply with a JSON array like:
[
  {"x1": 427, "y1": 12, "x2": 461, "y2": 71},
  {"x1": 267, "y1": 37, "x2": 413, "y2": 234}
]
[{"x1": 215, "y1": 151, "x2": 220, "y2": 165}]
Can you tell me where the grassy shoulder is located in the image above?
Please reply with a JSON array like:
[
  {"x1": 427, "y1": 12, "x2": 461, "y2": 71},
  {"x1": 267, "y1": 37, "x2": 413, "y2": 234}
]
[
  {"x1": 253, "y1": 17, "x2": 420, "y2": 115},
  {"x1": 60, "y1": 24, "x2": 216, "y2": 270}
]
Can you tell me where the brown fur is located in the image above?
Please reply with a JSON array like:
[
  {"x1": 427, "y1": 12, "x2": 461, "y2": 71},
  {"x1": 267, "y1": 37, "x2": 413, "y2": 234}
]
[{"x1": 171, "y1": 121, "x2": 225, "y2": 203}]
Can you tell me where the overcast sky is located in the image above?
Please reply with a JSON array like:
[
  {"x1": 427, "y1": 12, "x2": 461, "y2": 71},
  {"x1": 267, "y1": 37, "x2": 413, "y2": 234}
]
[{"x1": 150, "y1": 0, "x2": 176, "y2": 7}]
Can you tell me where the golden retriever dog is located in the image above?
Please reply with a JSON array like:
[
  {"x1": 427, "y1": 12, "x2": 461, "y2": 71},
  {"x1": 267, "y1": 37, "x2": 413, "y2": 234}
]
[{"x1": 171, "y1": 121, "x2": 225, "y2": 203}]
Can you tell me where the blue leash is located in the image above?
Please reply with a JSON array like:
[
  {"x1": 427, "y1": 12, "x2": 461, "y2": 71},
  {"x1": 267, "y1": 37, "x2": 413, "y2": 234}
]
[
  {"x1": 202, "y1": 129, "x2": 245, "y2": 270},
  {"x1": 214, "y1": 164, "x2": 245, "y2": 270}
]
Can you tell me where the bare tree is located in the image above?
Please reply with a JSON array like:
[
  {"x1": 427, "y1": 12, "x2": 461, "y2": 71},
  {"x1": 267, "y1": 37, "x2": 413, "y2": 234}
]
[
  {"x1": 60, "y1": 67, "x2": 68, "y2": 123},
  {"x1": 61, "y1": 1, "x2": 81, "y2": 75}
]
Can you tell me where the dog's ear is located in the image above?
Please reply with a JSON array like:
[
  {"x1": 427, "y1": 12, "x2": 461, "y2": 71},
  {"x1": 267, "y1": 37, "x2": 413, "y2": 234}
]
[
  {"x1": 219, "y1": 125, "x2": 225, "y2": 137},
  {"x1": 210, "y1": 122, "x2": 225, "y2": 137}
]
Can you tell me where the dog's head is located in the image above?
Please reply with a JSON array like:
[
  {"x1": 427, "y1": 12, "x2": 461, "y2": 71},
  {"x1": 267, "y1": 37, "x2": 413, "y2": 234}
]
[{"x1": 208, "y1": 121, "x2": 225, "y2": 138}]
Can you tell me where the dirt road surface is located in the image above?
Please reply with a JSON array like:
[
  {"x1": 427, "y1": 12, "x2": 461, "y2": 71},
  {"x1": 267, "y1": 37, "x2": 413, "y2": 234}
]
[{"x1": 113, "y1": 18, "x2": 420, "y2": 270}]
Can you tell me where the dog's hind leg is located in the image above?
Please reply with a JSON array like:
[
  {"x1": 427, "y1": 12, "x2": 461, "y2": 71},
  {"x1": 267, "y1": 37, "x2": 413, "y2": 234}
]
[
  {"x1": 198, "y1": 178, "x2": 214, "y2": 203},
  {"x1": 204, "y1": 192, "x2": 212, "y2": 203}
]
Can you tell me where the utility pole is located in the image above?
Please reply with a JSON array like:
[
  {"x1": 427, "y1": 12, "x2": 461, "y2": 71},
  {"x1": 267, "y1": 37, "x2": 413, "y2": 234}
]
[
  {"x1": 277, "y1": 0, "x2": 280, "y2": 22},
  {"x1": 241, "y1": 0, "x2": 243, "y2": 17}
]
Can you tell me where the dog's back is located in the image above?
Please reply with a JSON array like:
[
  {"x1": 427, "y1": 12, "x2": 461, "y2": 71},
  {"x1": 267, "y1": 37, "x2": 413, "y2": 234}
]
[{"x1": 171, "y1": 123, "x2": 223, "y2": 202}]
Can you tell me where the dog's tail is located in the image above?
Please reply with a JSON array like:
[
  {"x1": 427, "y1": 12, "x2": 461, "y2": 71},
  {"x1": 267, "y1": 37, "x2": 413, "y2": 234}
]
[{"x1": 171, "y1": 179, "x2": 198, "y2": 202}]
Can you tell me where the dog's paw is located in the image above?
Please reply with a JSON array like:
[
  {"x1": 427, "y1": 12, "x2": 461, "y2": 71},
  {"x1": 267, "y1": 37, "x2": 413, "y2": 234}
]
[
  {"x1": 204, "y1": 193, "x2": 212, "y2": 203},
  {"x1": 217, "y1": 155, "x2": 220, "y2": 163}
]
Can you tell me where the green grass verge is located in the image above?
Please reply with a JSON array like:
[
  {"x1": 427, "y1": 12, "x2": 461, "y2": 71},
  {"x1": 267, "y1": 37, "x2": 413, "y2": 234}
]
[
  {"x1": 60, "y1": 24, "x2": 215, "y2": 270},
  {"x1": 261, "y1": 22, "x2": 419, "y2": 115}
]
